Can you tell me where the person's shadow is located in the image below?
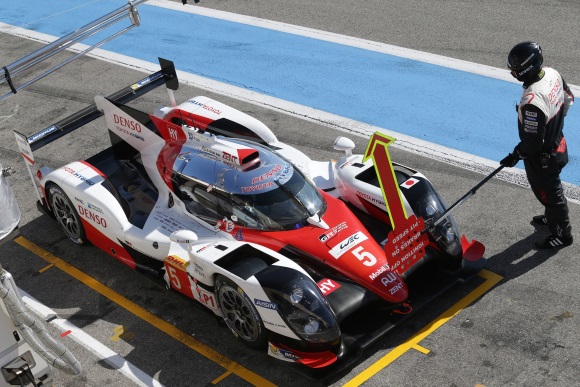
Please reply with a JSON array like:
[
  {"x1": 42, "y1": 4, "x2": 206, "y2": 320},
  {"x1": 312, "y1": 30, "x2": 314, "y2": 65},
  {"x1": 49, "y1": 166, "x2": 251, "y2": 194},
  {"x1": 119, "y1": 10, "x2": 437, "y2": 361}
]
[{"x1": 486, "y1": 222, "x2": 561, "y2": 281}]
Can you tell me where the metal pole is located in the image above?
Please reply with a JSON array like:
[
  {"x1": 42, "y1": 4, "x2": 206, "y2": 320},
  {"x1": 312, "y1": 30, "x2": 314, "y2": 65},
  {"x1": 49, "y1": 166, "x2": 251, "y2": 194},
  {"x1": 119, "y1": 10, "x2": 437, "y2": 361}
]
[
  {"x1": 428, "y1": 164, "x2": 505, "y2": 229},
  {"x1": 0, "y1": 0, "x2": 147, "y2": 101}
]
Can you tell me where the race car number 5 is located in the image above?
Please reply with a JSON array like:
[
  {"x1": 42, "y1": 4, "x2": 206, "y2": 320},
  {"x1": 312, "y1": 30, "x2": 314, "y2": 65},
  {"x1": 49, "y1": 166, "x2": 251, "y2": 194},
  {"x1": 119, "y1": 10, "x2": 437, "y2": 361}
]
[
  {"x1": 352, "y1": 246, "x2": 377, "y2": 267},
  {"x1": 167, "y1": 266, "x2": 182, "y2": 289}
]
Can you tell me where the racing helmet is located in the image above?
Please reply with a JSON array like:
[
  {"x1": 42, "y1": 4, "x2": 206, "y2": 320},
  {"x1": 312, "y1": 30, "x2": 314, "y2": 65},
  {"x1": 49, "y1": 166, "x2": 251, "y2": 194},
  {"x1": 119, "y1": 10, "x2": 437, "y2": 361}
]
[{"x1": 507, "y1": 41, "x2": 543, "y2": 82}]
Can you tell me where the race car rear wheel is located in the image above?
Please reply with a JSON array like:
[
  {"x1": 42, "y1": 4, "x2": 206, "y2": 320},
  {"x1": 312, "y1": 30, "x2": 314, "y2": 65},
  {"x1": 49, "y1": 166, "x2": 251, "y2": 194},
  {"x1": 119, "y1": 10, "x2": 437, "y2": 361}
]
[
  {"x1": 48, "y1": 184, "x2": 87, "y2": 245},
  {"x1": 215, "y1": 275, "x2": 267, "y2": 349}
]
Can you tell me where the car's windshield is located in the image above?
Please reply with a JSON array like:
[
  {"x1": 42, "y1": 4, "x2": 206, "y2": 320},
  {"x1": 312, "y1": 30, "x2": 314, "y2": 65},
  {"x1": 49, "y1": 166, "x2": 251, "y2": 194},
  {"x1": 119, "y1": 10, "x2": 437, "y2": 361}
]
[{"x1": 234, "y1": 168, "x2": 327, "y2": 230}]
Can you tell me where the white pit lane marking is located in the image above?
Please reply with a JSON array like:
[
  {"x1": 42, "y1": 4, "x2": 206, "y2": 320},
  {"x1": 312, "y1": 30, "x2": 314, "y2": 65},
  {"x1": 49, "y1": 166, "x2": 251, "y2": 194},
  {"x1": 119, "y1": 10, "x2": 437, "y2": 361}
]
[{"x1": 19, "y1": 289, "x2": 164, "y2": 387}]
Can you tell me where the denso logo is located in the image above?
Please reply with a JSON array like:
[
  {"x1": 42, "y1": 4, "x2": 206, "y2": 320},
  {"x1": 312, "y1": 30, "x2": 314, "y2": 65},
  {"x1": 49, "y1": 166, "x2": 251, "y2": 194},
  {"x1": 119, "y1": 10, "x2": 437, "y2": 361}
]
[
  {"x1": 77, "y1": 205, "x2": 107, "y2": 228},
  {"x1": 113, "y1": 114, "x2": 141, "y2": 132}
]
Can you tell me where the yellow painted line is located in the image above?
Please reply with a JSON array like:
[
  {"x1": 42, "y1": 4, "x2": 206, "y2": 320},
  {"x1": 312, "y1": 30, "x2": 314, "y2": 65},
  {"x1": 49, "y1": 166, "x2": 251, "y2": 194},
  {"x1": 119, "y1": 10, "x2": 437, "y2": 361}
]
[
  {"x1": 211, "y1": 370, "x2": 233, "y2": 385},
  {"x1": 38, "y1": 263, "x2": 54, "y2": 273},
  {"x1": 14, "y1": 237, "x2": 276, "y2": 387},
  {"x1": 411, "y1": 344, "x2": 430, "y2": 354},
  {"x1": 111, "y1": 325, "x2": 124, "y2": 342},
  {"x1": 344, "y1": 269, "x2": 503, "y2": 386}
]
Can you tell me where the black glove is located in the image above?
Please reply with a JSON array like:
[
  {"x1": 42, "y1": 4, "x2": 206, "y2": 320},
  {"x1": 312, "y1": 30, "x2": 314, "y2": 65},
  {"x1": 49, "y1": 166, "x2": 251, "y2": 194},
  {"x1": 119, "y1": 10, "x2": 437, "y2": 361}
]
[{"x1": 500, "y1": 146, "x2": 521, "y2": 168}]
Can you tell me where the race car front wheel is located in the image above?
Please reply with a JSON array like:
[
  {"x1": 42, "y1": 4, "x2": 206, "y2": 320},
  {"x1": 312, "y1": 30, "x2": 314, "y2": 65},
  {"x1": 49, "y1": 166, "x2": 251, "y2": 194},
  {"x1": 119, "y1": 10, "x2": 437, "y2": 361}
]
[
  {"x1": 48, "y1": 184, "x2": 87, "y2": 245},
  {"x1": 215, "y1": 275, "x2": 268, "y2": 349}
]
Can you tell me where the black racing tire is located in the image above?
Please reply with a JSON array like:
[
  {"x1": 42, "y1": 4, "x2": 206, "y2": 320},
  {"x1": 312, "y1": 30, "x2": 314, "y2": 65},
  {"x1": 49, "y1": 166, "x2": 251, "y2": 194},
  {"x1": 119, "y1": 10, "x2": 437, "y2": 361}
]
[
  {"x1": 48, "y1": 184, "x2": 88, "y2": 245},
  {"x1": 215, "y1": 275, "x2": 268, "y2": 349}
]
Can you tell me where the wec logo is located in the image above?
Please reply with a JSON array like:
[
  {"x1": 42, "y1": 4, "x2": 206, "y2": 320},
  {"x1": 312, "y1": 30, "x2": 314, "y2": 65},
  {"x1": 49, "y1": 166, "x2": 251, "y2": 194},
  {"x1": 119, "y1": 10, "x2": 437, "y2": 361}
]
[
  {"x1": 329, "y1": 231, "x2": 368, "y2": 258},
  {"x1": 340, "y1": 234, "x2": 359, "y2": 249}
]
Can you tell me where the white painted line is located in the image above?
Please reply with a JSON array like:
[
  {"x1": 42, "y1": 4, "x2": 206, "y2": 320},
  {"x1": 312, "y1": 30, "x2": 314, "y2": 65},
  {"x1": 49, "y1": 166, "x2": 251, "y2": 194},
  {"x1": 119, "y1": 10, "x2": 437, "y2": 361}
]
[{"x1": 19, "y1": 288, "x2": 164, "y2": 387}]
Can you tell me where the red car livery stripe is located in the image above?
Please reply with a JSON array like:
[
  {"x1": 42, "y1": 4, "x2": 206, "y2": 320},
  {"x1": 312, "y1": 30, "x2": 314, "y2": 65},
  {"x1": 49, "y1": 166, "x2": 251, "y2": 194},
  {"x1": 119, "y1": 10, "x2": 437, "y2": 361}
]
[
  {"x1": 236, "y1": 148, "x2": 260, "y2": 165},
  {"x1": 20, "y1": 152, "x2": 35, "y2": 165},
  {"x1": 271, "y1": 342, "x2": 338, "y2": 368},
  {"x1": 356, "y1": 193, "x2": 391, "y2": 224},
  {"x1": 80, "y1": 217, "x2": 136, "y2": 269},
  {"x1": 79, "y1": 160, "x2": 106, "y2": 177},
  {"x1": 151, "y1": 115, "x2": 187, "y2": 192},
  {"x1": 226, "y1": 193, "x2": 408, "y2": 303},
  {"x1": 163, "y1": 109, "x2": 214, "y2": 131}
]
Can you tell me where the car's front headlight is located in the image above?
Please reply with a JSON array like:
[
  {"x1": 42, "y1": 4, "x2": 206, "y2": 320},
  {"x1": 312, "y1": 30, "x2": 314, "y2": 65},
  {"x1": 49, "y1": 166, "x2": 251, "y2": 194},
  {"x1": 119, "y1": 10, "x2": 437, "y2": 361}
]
[
  {"x1": 416, "y1": 191, "x2": 462, "y2": 258},
  {"x1": 256, "y1": 266, "x2": 340, "y2": 344}
]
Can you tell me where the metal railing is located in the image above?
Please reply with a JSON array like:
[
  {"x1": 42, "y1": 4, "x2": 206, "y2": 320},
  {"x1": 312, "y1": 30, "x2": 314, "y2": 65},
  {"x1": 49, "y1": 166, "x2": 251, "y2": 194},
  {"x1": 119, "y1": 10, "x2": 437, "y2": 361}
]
[{"x1": 0, "y1": 0, "x2": 149, "y2": 101}]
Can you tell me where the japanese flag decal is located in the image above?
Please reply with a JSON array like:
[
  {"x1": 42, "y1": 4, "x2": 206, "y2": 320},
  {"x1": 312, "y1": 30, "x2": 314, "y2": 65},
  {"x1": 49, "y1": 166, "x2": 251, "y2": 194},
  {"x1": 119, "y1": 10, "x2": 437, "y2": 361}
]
[{"x1": 400, "y1": 177, "x2": 420, "y2": 189}]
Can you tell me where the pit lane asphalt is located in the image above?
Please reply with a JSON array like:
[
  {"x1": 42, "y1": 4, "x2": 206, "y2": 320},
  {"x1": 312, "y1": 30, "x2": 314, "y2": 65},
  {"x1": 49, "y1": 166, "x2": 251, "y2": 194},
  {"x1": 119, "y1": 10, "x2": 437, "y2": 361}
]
[{"x1": 1, "y1": 3, "x2": 580, "y2": 386}]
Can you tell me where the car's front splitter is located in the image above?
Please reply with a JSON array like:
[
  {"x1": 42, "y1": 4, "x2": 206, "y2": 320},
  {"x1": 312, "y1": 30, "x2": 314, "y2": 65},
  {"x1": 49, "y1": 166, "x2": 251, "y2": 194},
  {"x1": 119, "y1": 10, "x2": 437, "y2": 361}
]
[{"x1": 280, "y1": 257, "x2": 487, "y2": 381}]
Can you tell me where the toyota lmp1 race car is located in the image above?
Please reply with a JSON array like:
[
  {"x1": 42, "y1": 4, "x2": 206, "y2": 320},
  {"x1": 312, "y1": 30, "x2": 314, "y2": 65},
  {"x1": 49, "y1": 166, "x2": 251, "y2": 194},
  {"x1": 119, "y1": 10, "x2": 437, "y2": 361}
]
[{"x1": 14, "y1": 59, "x2": 486, "y2": 377}]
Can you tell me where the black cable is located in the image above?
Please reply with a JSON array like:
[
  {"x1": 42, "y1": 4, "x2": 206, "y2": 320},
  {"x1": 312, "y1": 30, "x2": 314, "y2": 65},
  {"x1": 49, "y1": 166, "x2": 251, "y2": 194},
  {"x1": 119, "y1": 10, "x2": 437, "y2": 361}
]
[
  {"x1": 14, "y1": 372, "x2": 25, "y2": 387},
  {"x1": 7, "y1": 362, "x2": 39, "y2": 387},
  {"x1": 23, "y1": 366, "x2": 40, "y2": 387},
  {"x1": 2, "y1": 66, "x2": 17, "y2": 94}
]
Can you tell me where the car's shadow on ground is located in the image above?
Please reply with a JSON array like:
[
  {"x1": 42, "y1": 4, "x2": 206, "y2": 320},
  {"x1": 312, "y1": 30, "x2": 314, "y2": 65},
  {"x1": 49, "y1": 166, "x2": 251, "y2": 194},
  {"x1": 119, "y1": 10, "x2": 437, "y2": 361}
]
[{"x1": 320, "y1": 223, "x2": 567, "y2": 385}]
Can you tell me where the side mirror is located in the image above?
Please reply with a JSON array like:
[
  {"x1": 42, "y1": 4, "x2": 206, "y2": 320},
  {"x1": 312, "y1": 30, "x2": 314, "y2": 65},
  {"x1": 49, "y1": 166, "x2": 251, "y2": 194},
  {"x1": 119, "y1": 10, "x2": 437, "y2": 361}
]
[
  {"x1": 169, "y1": 230, "x2": 198, "y2": 245},
  {"x1": 333, "y1": 136, "x2": 355, "y2": 156}
]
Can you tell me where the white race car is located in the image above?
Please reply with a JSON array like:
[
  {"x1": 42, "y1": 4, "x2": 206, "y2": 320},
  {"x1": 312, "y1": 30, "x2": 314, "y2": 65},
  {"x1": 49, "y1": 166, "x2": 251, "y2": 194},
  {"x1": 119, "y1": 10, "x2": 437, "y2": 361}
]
[{"x1": 14, "y1": 59, "x2": 485, "y2": 375}]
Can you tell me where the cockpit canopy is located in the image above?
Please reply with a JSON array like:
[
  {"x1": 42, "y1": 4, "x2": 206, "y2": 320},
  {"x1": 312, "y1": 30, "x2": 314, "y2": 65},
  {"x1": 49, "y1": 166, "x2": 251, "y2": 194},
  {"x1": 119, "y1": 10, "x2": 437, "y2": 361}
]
[{"x1": 172, "y1": 139, "x2": 327, "y2": 231}]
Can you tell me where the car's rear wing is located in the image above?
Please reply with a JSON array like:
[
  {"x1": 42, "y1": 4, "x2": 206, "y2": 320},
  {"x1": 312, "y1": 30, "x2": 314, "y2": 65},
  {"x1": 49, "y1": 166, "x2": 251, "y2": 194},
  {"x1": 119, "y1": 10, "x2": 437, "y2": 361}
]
[{"x1": 13, "y1": 57, "x2": 178, "y2": 201}]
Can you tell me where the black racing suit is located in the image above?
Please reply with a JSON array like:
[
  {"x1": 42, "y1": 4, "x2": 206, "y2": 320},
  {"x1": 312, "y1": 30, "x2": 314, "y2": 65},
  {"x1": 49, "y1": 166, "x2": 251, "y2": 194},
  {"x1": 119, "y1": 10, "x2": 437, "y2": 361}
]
[{"x1": 516, "y1": 67, "x2": 574, "y2": 238}]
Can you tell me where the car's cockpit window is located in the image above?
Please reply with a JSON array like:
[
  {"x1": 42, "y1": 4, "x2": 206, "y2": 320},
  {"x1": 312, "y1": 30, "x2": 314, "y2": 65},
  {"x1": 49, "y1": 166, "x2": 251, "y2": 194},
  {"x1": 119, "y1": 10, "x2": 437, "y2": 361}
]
[
  {"x1": 233, "y1": 168, "x2": 327, "y2": 230},
  {"x1": 172, "y1": 138, "x2": 327, "y2": 231},
  {"x1": 177, "y1": 181, "x2": 220, "y2": 224},
  {"x1": 175, "y1": 167, "x2": 326, "y2": 231}
]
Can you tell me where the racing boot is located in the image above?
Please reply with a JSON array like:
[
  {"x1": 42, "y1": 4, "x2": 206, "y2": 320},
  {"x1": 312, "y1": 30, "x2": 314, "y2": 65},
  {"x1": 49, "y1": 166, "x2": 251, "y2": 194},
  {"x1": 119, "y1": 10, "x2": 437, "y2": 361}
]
[
  {"x1": 532, "y1": 215, "x2": 548, "y2": 226},
  {"x1": 535, "y1": 235, "x2": 573, "y2": 249}
]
